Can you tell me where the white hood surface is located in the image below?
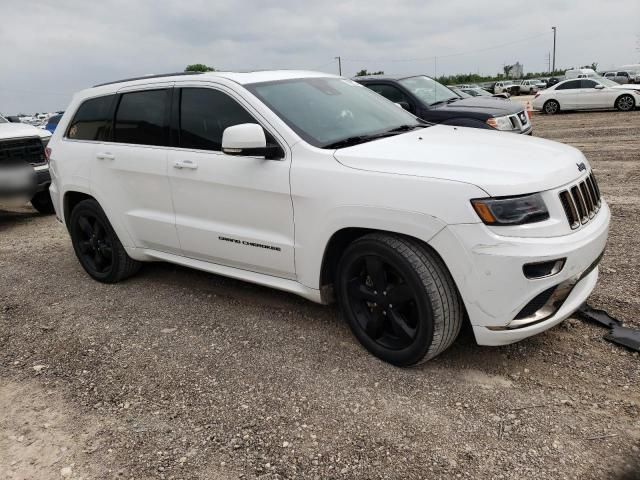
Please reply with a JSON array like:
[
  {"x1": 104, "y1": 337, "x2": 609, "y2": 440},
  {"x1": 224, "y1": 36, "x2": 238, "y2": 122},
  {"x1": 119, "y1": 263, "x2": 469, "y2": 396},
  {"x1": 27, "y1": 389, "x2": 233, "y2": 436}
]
[
  {"x1": 334, "y1": 125, "x2": 588, "y2": 197},
  {"x1": 612, "y1": 84, "x2": 640, "y2": 92},
  {"x1": 0, "y1": 122, "x2": 51, "y2": 141}
]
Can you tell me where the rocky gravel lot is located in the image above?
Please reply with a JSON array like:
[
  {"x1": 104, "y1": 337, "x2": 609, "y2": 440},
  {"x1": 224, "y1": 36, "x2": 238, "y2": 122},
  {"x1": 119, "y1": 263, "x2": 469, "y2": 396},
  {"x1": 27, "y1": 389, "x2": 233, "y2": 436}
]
[{"x1": 1, "y1": 110, "x2": 639, "y2": 479}]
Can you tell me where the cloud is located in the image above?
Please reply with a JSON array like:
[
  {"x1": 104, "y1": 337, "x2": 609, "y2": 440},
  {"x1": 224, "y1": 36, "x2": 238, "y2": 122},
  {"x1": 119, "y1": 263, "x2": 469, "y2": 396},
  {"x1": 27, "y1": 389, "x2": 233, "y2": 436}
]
[{"x1": 0, "y1": 0, "x2": 638, "y2": 113}]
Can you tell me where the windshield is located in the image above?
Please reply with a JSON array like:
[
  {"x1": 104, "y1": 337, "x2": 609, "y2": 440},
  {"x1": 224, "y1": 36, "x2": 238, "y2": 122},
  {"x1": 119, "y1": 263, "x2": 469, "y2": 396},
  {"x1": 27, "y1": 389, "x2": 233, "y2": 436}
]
[
  {"x1": 467, "y1": 88, "x2": 490, "y2": 97},
  {"x1": 594, "y1": 76, "x2": 622, "y2": 88},
  {"x1": 399, "y1": 76, "x2": 458, "y2": 106},
  {"x1": 447, "y1": 86, "x2": 471, "y2": 98},
  {"x1": 246, "y1": 77, "x2": 423, "y2": 148}
]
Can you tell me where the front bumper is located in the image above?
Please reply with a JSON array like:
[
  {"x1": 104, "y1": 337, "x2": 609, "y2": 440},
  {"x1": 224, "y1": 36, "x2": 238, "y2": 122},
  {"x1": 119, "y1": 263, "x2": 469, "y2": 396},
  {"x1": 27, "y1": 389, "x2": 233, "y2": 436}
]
[
  {"x1": 429, "y1": 200, "x2": 610, "y2": 345},
  {"x1": 33, "y1": 164, "x2": 51, "y2": 192}
]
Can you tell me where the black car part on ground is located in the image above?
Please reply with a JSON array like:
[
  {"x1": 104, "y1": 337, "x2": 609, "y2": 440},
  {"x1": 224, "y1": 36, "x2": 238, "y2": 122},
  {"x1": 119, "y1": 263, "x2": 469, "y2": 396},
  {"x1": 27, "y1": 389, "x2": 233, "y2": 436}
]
[{"x1": 576, "y1": 304, "x2": 640, "y2": 352}]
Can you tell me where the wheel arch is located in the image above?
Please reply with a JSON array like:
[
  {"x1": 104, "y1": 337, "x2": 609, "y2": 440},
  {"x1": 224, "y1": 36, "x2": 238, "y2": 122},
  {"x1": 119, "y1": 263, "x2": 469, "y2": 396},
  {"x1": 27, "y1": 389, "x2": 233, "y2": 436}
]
[
  {"x1": 63, "y1": 190, "x2": 94, "y2": 230},
  {"x1": 615, "y1": 93, "x2": 636, "y2": 110},
  {"x1": 318, "y1": 227, "x2": 457, "y2": 305}
]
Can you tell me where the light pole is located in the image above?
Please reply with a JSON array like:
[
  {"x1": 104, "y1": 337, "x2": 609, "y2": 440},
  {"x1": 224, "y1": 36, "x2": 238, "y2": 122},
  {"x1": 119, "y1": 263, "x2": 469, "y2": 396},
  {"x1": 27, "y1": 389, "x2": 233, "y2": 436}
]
[
  {"x1": 335, "y1": 56, "x2": 342, "y2": 76},
  {"x1": 551, "y1": 27, "x2": 557, "y2": 72}
]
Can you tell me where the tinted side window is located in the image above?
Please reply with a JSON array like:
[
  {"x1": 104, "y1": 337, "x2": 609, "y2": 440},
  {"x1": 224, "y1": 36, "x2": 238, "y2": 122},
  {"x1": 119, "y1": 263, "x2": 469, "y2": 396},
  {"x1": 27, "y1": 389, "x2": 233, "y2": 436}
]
[
  {"x1": 67, "y1": 95, "x2": 114, "y2": 141},
  {"x1": 367, "y1": 84, "x2": 410, "y2": 104},
  {"x1": 114, "y1": 89, "x2": 169, "y2": 146},
  {"x1": 581, "y1": 80, "x2": 598, "y2": 88},
  {"x1": 619, "y1": 72, "x2": 629, "y2": 77},
  {"x1": 179, "y1": 88, "x2": 255, "y2": 151},
  {"x1": 556, "y1": 80, "x2": 581, "y2": 90}
]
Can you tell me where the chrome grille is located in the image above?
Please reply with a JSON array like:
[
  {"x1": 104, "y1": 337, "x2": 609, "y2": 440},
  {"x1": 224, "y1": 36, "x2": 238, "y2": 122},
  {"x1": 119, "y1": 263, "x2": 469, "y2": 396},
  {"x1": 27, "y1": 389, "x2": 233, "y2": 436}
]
[{"x1": 559, "y1": 173, "x2": 602, "y2": 229}]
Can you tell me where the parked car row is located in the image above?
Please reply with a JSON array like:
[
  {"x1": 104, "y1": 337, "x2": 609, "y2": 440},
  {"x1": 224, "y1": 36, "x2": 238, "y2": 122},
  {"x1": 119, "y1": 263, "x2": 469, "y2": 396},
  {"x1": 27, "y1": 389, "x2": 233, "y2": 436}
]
[
  {"x1": 602, "y1": 70, "x2": 639, "y2": 84},
  {"x1": 0, "y1": 113, "x2": 55, "y2": 213},
  {"x1": 355, "y1": 75, "x2": 532, "y2": 134},
  {"x1": 41, "y1": 69, "x2": 608, "y2": 366}
]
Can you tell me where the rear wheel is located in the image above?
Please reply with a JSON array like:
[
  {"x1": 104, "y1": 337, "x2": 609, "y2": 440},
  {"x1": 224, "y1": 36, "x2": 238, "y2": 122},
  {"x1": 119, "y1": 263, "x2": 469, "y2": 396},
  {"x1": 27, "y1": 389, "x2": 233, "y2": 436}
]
[
  {"x1": 615, "y1": 94, "x2": 635, "y2": 112},
  {"x1": 543, "y1": 100, "x2": 560, "y2": 114},
  {"x1": 30, "y1": 190, "x2": 55, "y2": 214},
  {"x1": 69, "y1": 199, "x2": 141, "y2": 283},
  {"x1": 336, "y1": 233, "x2": 463, "y2": 366}
]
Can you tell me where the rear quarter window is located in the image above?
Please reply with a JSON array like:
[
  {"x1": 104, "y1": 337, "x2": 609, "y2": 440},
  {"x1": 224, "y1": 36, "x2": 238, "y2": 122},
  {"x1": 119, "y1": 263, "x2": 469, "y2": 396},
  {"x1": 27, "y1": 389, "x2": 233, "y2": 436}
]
[{"x1": 66, "y1": 95, "x2": 115, "y2": 141}]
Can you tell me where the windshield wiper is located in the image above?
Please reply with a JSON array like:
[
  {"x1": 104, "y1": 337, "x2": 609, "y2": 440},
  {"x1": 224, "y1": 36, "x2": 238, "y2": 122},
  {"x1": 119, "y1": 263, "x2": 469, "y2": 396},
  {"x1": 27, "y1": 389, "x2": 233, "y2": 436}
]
[
  {"x1": 324, "y1": 133, "x2": 392, "y2": 149},
  {"x1": 430, "y1": 97, "x2": 459, "y2": 107},
  {"x1": 386, "y1": 124, "x2": 426, "y2": 132},
  {"x1": 324, "y1": 125, "x2": 426, "y2": 149}
]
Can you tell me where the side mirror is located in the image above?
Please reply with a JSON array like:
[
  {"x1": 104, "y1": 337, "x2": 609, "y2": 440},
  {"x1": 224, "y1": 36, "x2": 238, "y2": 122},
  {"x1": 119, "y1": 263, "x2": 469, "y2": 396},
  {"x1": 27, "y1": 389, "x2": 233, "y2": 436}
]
[
  {"x1": 594, "y1": 84, "x2": 605, "y2": 90},
  {"x1": 394, "y1": 101, "x2": 411, "y2": 111},
  {"x1": 222, "y1": 123, "x2": 283, "y2": 159}
]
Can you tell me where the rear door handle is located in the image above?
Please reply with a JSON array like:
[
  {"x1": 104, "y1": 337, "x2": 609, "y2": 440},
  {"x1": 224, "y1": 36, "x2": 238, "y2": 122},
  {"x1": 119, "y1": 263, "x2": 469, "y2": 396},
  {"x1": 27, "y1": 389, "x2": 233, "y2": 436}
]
[
  {"x1": 173, "y1": 160, "x2": 198, "y2": 170},
  {"x1": 96, "y1": 152, "x2": 115, "y2": 161}
]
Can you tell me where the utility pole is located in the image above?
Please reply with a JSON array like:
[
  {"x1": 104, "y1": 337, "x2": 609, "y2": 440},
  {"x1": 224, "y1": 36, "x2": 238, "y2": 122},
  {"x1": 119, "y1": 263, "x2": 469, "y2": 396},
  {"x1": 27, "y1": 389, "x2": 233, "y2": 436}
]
[
  {"x1": 335, "y1": 56, "x2": 342, "y2": 76},
  {"x1": 551, "y1": 26, "x2": 557, "y2": 72}
]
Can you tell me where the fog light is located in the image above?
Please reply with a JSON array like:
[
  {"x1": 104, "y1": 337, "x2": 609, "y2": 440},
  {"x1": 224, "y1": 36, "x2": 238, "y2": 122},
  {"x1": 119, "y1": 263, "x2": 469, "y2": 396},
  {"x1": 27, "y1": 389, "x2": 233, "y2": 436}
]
[{"x1": 523, "y1": 258, "x2": 565, "y2": 279}]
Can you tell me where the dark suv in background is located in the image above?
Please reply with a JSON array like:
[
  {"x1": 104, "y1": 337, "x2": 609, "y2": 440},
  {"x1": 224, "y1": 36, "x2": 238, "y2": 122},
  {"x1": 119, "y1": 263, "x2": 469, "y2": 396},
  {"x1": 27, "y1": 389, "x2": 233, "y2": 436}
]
[{"x1": 355, "y1": 75, "x2": 532, "y2": 135}]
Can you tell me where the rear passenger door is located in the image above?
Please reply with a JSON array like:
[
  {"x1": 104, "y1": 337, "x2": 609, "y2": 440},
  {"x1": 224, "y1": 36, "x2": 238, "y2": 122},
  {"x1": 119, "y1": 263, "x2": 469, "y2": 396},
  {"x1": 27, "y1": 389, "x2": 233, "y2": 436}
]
[
  {"x1": 91, "y1": 84, "x2": 181, "y2": 254},
  {"x1": 554, "y1": 80, "x2": 580, "y2": 109},
  {"x1": 167, "y1": 85, "x2": 295, "y2": 279}
]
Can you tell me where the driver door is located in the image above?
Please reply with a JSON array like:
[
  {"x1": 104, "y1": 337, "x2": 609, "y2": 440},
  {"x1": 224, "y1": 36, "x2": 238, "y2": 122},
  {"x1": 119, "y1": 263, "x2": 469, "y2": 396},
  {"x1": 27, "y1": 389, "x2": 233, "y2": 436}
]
[
  {"x1": 167, "y1": 85, "x2": 295, "y2": 279},
  {"x1": 577, "y1": 79, "x2": 616, "y2": 109}
]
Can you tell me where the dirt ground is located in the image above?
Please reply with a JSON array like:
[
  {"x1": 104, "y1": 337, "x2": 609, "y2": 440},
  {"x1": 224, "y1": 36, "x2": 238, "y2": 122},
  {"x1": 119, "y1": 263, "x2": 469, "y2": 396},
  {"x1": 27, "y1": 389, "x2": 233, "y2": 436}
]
[{"x1": 1, "y1": 110, "x2": 639, "y2": 480}]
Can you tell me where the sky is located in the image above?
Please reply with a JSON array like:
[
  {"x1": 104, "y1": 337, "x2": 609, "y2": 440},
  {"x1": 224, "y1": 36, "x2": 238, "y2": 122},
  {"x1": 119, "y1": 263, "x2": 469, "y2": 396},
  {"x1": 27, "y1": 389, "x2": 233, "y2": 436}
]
[{"x1": 1, "y1": 0, "x2": 639, "y2": 114}]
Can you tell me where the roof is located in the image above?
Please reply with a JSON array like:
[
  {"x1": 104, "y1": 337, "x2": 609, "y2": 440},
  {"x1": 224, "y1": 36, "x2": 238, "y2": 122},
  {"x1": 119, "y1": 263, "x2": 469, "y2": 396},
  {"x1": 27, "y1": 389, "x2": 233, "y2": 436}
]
[
  {"x1": 353, "y1": 74, "x2": 414, "y2": 81},
  {"x1": 91, "y1": 70, "x2": 338, "y2": 90}
]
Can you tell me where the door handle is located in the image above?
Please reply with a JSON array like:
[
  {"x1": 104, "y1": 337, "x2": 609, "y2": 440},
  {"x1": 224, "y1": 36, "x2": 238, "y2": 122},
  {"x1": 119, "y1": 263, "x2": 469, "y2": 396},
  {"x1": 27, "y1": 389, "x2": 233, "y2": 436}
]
[
  {"x1": 96, "y1": 152, "x2": 115, "y2": 161},
  {"x1": 173, "y1": 160, "x2": 198, "y2": 170}
]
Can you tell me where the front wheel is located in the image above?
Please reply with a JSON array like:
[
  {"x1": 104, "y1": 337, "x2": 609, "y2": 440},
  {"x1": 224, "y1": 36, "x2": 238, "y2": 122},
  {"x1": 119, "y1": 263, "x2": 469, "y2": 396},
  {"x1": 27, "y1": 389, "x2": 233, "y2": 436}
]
[
  {"x1": 616, "y1": 94, "x2": 635, "y2": 112},
  {"x1": 336, "y1": 233, "x2": 464, "y2": 366},
  {"x1": 69, "y1": 199, "x2": 141, "y2": 283},
  {"x1": 543, "y1": 100, "x2": 560, "y2": 114}
]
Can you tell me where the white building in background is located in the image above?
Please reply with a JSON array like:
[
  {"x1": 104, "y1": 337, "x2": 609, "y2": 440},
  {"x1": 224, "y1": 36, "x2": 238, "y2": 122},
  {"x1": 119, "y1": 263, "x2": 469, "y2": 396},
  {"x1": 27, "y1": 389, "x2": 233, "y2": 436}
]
[{"x1": 511, "y1": 62, "x2": 524, "y2": 79}]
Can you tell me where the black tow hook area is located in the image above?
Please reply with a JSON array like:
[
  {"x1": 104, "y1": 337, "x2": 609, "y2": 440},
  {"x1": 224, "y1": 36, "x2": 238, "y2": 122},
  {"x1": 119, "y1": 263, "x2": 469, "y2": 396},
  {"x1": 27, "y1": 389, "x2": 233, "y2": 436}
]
[{"x1": 576, "y1": 304, "x2": 640, "y2": 352}]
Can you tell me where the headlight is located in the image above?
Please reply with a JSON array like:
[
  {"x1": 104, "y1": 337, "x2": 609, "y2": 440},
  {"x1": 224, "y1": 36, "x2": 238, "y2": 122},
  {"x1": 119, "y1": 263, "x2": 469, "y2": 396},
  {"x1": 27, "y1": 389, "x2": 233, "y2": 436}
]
[
  {"x1": 486, "y1": 115, "x2": 515, "y2": 131},
  {"x1": 471, "y1": 193, "x2": 549, "y2": 225}
]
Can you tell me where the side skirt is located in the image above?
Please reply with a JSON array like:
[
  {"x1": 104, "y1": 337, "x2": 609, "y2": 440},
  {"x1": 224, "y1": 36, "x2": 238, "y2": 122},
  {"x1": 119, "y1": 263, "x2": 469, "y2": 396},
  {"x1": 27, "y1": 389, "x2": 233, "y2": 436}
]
[{"x1": 136, "y1": 248, "x2": 324, "y2": 304}]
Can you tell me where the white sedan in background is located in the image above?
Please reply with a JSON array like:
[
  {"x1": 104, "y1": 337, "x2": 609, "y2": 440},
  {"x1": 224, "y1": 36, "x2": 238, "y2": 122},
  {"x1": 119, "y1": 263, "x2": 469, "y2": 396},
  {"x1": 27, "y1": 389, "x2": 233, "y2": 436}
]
[{"x1": 533, "y1": 77, "x2": 639, "y2": 114}]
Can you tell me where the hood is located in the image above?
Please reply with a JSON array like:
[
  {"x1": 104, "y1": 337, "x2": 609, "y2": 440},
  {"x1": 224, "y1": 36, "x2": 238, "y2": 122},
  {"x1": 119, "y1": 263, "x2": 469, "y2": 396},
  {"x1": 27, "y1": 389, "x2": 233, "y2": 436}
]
[
  {"x1": 433, "y1": 96, "x2": 522, "y2": 116},
  {"x1": 612, "y1": 84, "x2": 640, "y2": 92},
  {"x1": 334, "y1": 125, "x2": 588, "y2": 197},
  {"x1": 0, "y1": 122, "x2": 51, "y2": 141}
]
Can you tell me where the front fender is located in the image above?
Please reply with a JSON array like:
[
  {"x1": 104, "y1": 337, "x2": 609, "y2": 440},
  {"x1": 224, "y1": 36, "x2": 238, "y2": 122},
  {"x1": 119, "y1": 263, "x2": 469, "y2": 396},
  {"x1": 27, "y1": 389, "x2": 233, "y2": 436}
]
[{"x1": 295, "y1": 205, "x2": 448, "y2": 290}]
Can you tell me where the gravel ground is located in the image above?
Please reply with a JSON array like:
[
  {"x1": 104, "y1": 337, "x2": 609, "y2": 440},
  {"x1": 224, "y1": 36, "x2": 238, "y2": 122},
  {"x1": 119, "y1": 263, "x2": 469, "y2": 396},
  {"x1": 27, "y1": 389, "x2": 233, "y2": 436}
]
[{"x1": 1, "y1": 110, "x2": 639, "y2": 480}]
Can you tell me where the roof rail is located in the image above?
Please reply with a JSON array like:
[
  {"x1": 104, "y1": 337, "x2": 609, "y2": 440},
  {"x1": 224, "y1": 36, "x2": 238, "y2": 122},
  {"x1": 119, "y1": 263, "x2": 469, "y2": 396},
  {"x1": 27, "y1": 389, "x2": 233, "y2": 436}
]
[{"x1": 93, "y1": 71, "x2": 204, "y2": 88}]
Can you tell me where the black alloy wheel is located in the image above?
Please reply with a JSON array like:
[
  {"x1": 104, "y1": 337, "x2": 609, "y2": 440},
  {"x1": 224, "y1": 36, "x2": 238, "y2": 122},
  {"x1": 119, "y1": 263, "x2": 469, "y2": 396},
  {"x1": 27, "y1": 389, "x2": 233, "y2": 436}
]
[
  {"x1": 69, "y1": 199, "x2": 140, "y2": 283},
  {"x1": 344, "y1": 254, "x2": 423, "y2": 351},
  {"x1": 336, "y1": 234, "x2": 463, "y2": 366},
  {"x1": 75, "y1": 213, "x2": 113, "y2": 276}
]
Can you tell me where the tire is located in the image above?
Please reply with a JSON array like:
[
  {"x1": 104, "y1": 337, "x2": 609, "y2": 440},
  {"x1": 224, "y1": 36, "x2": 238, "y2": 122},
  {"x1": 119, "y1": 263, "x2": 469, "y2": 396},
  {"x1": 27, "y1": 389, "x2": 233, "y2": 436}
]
[
  {"x1": 69, "y1": 199, "x2": 141, "y2": 283},
  {"x1": 543, "y1": 100, "x2": 560, "y2": 115},
  {"x1": 336, "y1": 233, "x2": 464, "y2": 366},
  {"x1": 615, "y1": 94, "x2": 635, "y2": 112},
  {"x1": 30, "y1": 190, "x2": 55, "y2": 214}
]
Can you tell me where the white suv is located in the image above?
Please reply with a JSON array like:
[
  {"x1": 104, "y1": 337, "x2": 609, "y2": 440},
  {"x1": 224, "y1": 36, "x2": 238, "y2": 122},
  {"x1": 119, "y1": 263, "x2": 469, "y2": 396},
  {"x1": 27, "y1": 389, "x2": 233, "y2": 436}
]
[{"x1": 48, "y1": 71, "x2": 610, "y2": 366}]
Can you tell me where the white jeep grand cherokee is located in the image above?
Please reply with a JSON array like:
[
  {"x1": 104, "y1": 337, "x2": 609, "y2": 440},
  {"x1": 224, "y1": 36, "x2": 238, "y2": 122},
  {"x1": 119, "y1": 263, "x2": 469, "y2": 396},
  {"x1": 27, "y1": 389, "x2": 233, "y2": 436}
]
[{"x1": 47, "y1": 71, "x2": 609, "y2": 366}]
